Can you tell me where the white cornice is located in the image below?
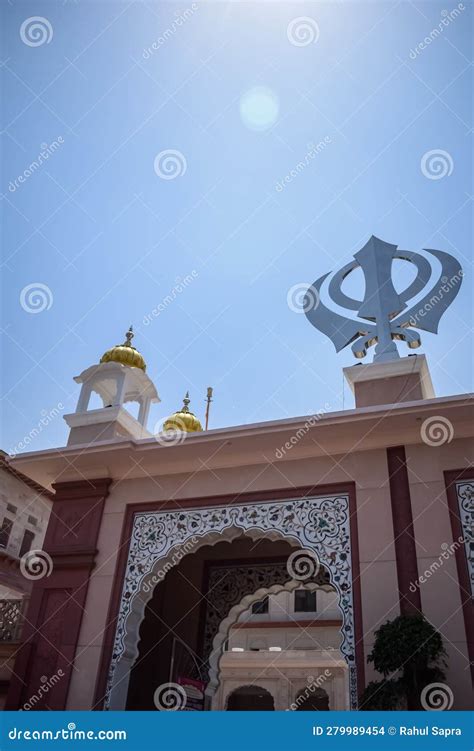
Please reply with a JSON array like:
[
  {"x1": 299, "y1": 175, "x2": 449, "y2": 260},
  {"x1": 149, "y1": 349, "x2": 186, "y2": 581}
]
[{"x1": 12, "y1": 393, "x2": 474, "y2": 458}]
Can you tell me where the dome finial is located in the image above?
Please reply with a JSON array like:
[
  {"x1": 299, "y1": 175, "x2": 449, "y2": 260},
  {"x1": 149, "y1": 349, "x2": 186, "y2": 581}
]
[
  {"x1": 163, "y1": 391, "x2": 203, "y2": 433},
  {"x1": 124, "y1": 325, "x2": 134, "y2": 347},
  {"x1": 100, "y1": 326, "x2": 146, "y2": 371}
]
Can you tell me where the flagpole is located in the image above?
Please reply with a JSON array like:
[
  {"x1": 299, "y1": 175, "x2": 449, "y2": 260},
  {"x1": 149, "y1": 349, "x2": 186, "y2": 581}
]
[{"x1": 204, "y1": 387, "x2": 213, "y2": 431}]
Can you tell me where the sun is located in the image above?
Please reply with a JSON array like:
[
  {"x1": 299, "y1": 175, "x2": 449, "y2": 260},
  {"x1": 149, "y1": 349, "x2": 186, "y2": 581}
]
[{"x1": 239, "y1": 86, "x2": 279, "y2": 131}]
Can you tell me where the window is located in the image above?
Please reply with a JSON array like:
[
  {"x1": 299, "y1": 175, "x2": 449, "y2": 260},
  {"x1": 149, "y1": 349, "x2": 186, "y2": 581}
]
[
  {"x1": 249, "y1": 639, "x2": 267, "y2": 651},
  {"x1": 19, "y1": 530, "x2": 35, "y2": 557},
  {"x1": 251, "y1": 596, "x2": 269, "y2": 615},
  {"x1": 294, "y1": 589, "x2": 316, "y2": 613},
  {"x1": 6, "y1": 503, "x2": 17, "y2": 515},
  {"x1": 0, "y1": 518, "x2": 13, "y2": 548},
  {"x1": 27, "y1": 515, "x2": 38, "y2": 527}
]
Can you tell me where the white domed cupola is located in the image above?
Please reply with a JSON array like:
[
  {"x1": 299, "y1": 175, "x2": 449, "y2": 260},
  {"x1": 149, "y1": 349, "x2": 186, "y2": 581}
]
[{"x1": 64, "y1": 327, "x2": 159, "y2": 445}]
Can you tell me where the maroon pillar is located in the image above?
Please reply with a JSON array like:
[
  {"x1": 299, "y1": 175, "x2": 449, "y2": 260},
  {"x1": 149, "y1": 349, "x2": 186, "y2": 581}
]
[
  {"x1": 386, "y1": 446, "x2": 422, "y2": 615},
  {"x1": 6, "y1": 478, "x2": 111, "y2": 710}
]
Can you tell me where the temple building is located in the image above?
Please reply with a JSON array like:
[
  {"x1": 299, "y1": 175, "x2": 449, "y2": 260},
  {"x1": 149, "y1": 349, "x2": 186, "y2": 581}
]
[{"x1": 2, "y1": 239, "x2": 474, "y2": 712}]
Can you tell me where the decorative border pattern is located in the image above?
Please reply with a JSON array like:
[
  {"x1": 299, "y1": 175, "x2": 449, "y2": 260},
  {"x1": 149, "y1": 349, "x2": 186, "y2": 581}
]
[
  {"x1": 104, "y1": 494, "x2": 356, "y2": 708},
  {"x1": 455, "y1": 481, "x2": 474, "y2": 597}
]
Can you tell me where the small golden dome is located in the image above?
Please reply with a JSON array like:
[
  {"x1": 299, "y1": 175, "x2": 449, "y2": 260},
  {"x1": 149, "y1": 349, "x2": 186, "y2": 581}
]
[
  {"x1": 100, "y1": 326, "x2": 146, "y2": 371},
  {"x1": 163, "y1": 392, "x2": 203, "y2": 433}
]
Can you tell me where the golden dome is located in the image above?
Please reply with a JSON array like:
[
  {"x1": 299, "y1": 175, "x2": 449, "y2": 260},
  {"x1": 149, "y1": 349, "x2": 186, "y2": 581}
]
[
  {"x1": 163, "y1": 392, "x2": 203, "y2": 433},
  {"x1": 100, "y1": 326, "x2": 146, "y2": 371}
]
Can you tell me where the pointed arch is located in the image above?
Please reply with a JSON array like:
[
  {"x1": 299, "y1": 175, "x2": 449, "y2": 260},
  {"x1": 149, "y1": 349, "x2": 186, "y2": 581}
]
[{"x1": 104, "y1": 493, "x2": 359, "y2": 709}]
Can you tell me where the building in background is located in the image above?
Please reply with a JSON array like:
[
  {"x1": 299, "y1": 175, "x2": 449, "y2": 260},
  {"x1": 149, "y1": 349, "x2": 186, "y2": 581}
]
[
  {"x1": 0, "y1": 452, "x2": 52, "y2": 707},
  {"x1": 217, "y1": 588, "x2": 345, "y2": 710}
]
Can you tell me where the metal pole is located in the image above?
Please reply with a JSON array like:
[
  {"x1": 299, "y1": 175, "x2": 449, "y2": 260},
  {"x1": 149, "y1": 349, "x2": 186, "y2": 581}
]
[{"x1": 204, "y1": 387, "x2": 213, "y2": 431}]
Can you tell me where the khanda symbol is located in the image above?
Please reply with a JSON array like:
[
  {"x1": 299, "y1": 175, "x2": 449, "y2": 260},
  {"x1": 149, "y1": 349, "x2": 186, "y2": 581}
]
[{"x1": 304, "y1": 236, "x2": 463, "y2": 363}]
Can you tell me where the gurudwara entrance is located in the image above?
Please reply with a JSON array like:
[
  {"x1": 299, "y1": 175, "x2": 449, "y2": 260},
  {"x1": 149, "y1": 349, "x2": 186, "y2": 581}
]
[{"x1": 107, "y1": 502, "x2": 356, "y2": 711}]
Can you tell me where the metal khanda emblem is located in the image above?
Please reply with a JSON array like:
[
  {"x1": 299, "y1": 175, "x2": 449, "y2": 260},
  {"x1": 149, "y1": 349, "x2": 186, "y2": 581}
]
[{"x1": 304, "y1": 236, "x2": 463, "y2": 363}]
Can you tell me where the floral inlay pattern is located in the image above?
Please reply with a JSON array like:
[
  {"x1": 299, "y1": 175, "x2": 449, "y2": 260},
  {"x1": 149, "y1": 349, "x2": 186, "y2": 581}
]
[
  {"x1": 104, "y1": 493, "x2": 357, "y2": 708},
  {"x1": 455, "y1": 481, "x2": 474, "y2": 597}
]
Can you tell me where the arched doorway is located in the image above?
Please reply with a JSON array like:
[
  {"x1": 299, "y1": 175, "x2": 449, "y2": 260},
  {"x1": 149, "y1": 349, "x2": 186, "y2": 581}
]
[
  {"x1": 105, "y1": 492, "x2": 358, "y2": 709},
  {"x1": 226, "y1": 686, "x2": 274, "y2": 711},
  {"x1": 295, "y1": 687, "x2": 330, "y2": 711},
  {"x1": 124, "y1": 541, "x2": 345, "y2": 710},
  {"x1": 125, "y1": 536, "x2": 298, "y2": 709}
]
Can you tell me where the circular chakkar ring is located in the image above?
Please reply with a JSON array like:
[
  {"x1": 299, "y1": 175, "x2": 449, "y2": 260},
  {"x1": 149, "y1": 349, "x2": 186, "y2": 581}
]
[{"x1": 327, "y1": 250, "x2": 433, "y2": 313}]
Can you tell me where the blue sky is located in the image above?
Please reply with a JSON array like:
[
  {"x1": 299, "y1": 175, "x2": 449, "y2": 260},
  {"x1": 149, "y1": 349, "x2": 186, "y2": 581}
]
[{"x1": 1, "y1": 0, "x2": 472, "y2": 454}]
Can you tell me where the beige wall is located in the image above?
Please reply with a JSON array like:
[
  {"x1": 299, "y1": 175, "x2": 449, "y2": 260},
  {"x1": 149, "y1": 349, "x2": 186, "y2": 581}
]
[
  {"x1": 407, "y1": 439, "x2": 474, "y2": 710},
  {"x1": 228, "y1": 625, "x2": 342, "y2": 652}
]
